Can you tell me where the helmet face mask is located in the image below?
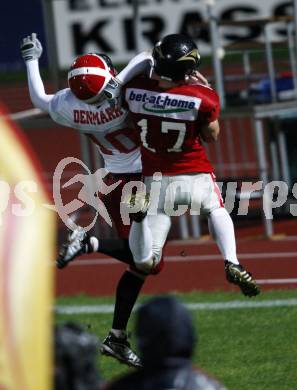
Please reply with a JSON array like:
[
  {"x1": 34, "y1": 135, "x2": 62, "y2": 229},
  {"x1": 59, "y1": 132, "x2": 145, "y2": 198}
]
[
  {"x1": 152, "y1": 34, "x2": 201, "y2": 82},
  {"x1": 68, "y1": 53, "x2": 121, "y2": 104},
  {"x1": 102, "y1": 76, "x2": 121, "y2": 100}
]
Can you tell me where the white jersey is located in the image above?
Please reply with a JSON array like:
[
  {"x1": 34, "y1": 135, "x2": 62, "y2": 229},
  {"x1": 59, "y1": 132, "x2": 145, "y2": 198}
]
[
  {"x1": 49, "y1": 88, "x2": 142, "y2": 173},
  {"x1": 26, "y1": 52, "x2": 153, "y2": 173}
]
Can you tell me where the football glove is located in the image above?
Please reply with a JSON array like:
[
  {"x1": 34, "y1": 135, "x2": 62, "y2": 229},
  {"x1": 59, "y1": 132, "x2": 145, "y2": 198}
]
[{"x1": 20, "y1": 33, "x2": 43, "y2": 62}]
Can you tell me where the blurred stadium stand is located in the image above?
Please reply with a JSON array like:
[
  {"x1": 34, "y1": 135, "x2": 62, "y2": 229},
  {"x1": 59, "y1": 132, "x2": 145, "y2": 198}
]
[{"x1": 0, "y1": 1, "x2": 47, "y2": 71}]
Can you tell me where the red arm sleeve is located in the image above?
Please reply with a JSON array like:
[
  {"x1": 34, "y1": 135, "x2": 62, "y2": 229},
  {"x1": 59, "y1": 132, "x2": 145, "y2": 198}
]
[{"x1": 198, "y1": 87, "x2": 220, "y2": 124}]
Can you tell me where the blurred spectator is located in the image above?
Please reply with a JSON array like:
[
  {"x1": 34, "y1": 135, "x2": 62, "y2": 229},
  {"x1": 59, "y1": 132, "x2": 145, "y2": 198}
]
[
  {"x1": 105, "y1": 295, "x2": 227, "y2": 390},
  {"x1": 54, "y1": 322, "x2": 102, "y2": 390}
]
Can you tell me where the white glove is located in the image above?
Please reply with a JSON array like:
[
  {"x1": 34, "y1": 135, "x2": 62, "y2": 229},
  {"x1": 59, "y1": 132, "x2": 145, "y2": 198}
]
[{"x1": 20, "y1": 33, "x2": 43, "y2": 62}]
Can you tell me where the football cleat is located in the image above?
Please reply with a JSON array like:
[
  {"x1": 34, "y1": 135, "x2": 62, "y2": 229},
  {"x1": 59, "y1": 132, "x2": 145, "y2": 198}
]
[
  {"x1": 225, "y1": 261, "x2": 260, "y2": 297},
  {"x1": 56, "y1": 226, "x2": 90, "y2": 269},
  {"x1": 100, "y1": 332, "x2": 142, "y2": 369},
  {"x1": 122, "y1": 192, "x2": 150, "y2": 223}
]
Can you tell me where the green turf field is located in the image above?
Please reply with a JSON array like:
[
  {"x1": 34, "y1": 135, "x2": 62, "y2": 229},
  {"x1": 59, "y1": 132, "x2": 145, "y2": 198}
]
[{"x1": 55, "y1": 289, "x2": 297, "y2": 389}]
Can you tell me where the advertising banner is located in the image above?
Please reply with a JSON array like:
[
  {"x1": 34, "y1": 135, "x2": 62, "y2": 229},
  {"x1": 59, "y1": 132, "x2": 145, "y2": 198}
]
[{"x1": 50, "y1": 0, "x2": 292, "y2": 67}]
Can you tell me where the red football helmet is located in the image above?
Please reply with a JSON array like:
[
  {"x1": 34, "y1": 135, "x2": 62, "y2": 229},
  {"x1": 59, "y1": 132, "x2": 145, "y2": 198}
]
[{"x1": 68, "y1": 53, "x2": 120, "y2": 104}]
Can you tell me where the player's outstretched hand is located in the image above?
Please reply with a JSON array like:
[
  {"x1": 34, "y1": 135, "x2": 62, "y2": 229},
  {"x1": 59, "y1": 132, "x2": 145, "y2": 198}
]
[{"x1": 20, "y1": 33, "x2": 43, "y2": 62}]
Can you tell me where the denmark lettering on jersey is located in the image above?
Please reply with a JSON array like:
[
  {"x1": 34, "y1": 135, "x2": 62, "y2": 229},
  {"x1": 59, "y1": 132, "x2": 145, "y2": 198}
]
[
  {"x1": 126, "y1": 88, "x2": 201, "y2": 120},
  {"x1": 73, "y1": 104, "x2": 124, "y2": 125}
]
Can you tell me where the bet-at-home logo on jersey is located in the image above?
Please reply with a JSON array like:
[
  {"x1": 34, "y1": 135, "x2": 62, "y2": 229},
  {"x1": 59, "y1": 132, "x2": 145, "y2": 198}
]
[{"x1": 126, "y1": 88, "x2": 201, "y2": 121}]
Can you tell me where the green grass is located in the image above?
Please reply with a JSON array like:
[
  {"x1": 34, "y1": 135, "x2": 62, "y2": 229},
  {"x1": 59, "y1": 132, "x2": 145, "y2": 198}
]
[{"x1": 55, "y1": 289, "x2": 297, "y2": 389}]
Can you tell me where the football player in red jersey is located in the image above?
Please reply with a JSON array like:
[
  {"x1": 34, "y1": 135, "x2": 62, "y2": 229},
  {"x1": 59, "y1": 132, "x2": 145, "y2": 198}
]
[{"x1": 124, "y1": 34, "x2": 260, "y2": 297}]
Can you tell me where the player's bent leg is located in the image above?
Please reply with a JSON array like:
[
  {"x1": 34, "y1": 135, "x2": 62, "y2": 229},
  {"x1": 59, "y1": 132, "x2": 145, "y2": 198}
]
[
  {"x1": 98, "y1": 238, "x2": 135, "y2": 266},
  {"x1": 129, "y1": 210, "x2": 170, "y2": 275},
  {"x1": 57, "y1": 226, "x2": 136, "y2": 268}
]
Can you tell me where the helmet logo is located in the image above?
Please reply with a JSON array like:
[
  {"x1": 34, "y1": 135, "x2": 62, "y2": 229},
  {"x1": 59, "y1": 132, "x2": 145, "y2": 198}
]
[
  {"x1": 154, "y1": 44, "x2": 165, "y2": 59},
  {"x1": 177, "y1": 49, "x2": 200, "y2": 63}
]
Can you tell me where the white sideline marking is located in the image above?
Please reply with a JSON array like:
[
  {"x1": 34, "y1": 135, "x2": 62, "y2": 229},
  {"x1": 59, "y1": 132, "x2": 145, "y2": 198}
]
[
  {"x1": 55, "y1": 298, "x2": 297, "y2": 315},
  {"x1": 256, "y1": 278, "x2": 297, "y2": 284},
  {"x1": 168, "y1": 236, "x2": 297, "y2": 246},
  {"x1": 70, "y1": 251, "x2": 297, "y2": 266},
  {"x1": 8, "y1": 108, "x2": 43, "y2": 121}
]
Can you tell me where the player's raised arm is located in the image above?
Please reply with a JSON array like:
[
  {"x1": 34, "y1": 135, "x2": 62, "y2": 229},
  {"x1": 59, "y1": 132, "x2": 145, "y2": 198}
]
[
  {"x1": 117, "y1": 51, "x2": 153, "y2": 85},
  {"x1": 199, "y1": 87, "x2": 221, "y2": 143},
  {"x1": 20, "y1": 33, "x2": 54, "y2": 112},
  {"x1": 200, "y1": 119, "x2": 220, "y2": 142}
]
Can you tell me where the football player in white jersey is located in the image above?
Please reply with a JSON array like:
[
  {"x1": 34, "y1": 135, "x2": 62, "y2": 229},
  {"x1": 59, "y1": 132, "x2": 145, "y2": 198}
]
[{"x1": 20, "y1": 33, "x2": 153, "y2": 368}]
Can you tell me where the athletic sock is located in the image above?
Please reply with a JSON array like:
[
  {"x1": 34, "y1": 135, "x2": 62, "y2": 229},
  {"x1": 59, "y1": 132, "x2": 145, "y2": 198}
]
[
  {"x1": 208, "y1": 207, "x2": 239, "y2": 265},
  {"x1": 89, "y1": 236, "x2": 99, "y2": 252},
  {"x1": 129, "y1": 218, "x2": 153, "y2": 262},
  {"x1": 112, "y1": 270, "x2": 145, "y2": 331},
  {"x1": 88, "y1": 237, "x2": 134, "y2": 265},
  {"x1": 110, "y1": 329, "x2": 127, "y2": 339}
]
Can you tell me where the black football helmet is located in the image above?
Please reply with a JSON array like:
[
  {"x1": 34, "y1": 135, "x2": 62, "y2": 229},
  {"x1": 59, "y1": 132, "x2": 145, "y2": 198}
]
[{"x1": 152, "y1": 34, "x2": 201, "y2": 82}]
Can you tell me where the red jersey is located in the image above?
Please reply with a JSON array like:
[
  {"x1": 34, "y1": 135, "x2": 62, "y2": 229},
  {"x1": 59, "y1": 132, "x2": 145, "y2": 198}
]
[{"x1": 124, "y1": 77, "x2": 220, "y2": 176}]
